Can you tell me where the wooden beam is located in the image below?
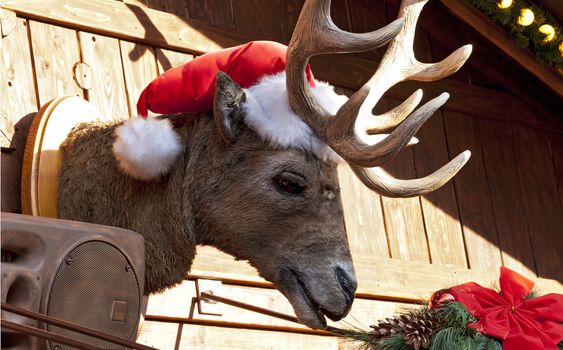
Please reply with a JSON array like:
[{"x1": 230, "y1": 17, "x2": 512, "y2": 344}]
[
  {"x1": 192, "y1": 247, "x2": 563, "y2": 302},
  {"x1": 440, "y1": 0, "x2": 563, "y2": 99},
  {"x1": 537, "y1": 0, "x2": 563, "y2": 21},
  {"x1": 0, "y1": 0, "x2": 248, "y2": 54}
]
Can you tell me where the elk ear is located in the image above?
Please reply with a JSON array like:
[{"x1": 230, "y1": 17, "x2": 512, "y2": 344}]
[{"x1": 213, "y1": 71, "x2": 247, "y2": 143}]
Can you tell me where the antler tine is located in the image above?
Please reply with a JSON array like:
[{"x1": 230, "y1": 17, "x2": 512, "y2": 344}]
[
  {"x1": 364, "y1": 89, "x2": 423, "y2": 134},
  {"x1": 327, "y1": 92, "x2": 451, "y2": 168},
  {"x1": 287, "y1": 0, "x2": 471, "y2": 165},
  {"x1": 287, "y1": 0, "x2": 472, "y2": 197},
  {"x1": 286, "y1": 0, "x2": 404, "y2": 127},
  {"x1": 349, "y1": 150, "x2": 471, "y2": 198},
  {"x1": 355, "y1": 0, "x2": 472, "y2": 135}
]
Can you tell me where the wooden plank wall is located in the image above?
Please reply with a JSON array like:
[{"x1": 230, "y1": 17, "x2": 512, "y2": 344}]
[
  {"x1": 1, "y1": 0, "x2": 562, "y2": 348},
  {"x1": 99, "y1": 0, "x2": 562, "y2": 280}
]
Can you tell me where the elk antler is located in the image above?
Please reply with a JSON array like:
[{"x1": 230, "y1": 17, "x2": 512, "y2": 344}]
[{"x1": 286, "y1": 0, "x2": 472, "y2": 197}]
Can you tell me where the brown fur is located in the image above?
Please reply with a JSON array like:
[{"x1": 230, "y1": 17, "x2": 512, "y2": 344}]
[{"x1": 57, "y1": 74, "x2": 357, "y2": 329}]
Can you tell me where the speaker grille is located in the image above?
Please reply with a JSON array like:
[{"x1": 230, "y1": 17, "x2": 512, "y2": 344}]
[{"x1": 46, "y1": 241, "x2": 140, "y2": 349}]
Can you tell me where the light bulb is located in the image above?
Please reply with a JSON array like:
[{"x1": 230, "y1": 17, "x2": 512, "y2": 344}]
[
  {"x1": 539, "y1": 24, "x2": 555, "y2": 42},
  {"x1": 517, "y1": 8, "x2": 534, "y2": 26},
  {"x1": 498, "y1": 0, "x2": 512, "y2": 9}
]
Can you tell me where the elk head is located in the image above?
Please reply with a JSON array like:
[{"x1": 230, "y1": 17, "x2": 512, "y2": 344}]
[{"x1": 107, "y1": 0, "x2": 471, "y2": 331}]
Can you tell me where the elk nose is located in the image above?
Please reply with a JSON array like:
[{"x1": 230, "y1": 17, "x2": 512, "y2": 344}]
[{"x1": 336, "y1": 266, "x2": 357, "y2": 309}]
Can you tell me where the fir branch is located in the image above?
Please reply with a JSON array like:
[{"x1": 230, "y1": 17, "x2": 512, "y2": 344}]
[
  {"x1": 380, "y1": 334, "x2": 412, "y2": 350},
  {"x1": 438, "y1": 302, "x2": 476, "y2": 330}
]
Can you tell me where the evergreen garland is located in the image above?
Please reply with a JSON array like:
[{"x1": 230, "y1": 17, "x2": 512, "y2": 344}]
[
  {"x1": 465, "y1": 0, "x2": 562, "y2": 70},
  {"x1": 336, "y1": 300, "x2": 561, "y2": 350}
]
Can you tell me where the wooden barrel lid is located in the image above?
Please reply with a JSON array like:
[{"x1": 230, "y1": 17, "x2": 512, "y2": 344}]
[{"x1": 21, "y1": 96, "x2": 107, "y2": 218}]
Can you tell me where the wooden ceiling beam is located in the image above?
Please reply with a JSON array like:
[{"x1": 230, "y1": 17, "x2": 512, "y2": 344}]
[
  {"x1": 537, "y1": 0, "x2": 563, "y2": 21},
  {"x1": 440, "y1": 0, "x2": 563, "y2": 98}
]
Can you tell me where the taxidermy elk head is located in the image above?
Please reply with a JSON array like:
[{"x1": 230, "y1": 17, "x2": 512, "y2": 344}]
[{"x1": 57, "y1": 0, "x2": 471, "y2": 329}]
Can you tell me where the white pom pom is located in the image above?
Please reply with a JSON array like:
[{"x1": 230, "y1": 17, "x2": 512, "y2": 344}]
[{"x1": 112, "y1": 117, "x2": 182, "y2": 181}]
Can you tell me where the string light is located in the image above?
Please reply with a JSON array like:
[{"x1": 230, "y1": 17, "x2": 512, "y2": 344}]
[
  {"x1": 539, "y1": 24, "x2": 556, "y2": 42},
  {"x1": 517, "y1": 8, "x2": 535, "y2": 26},
  {"x1": 468, "y1": 0, "x2": 562, "y2": 69},
  {"x1": 497, "y1": 0, "x2": 513, "y2": 9}
]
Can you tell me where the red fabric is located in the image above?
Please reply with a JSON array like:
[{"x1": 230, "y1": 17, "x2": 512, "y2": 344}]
[
  {"x1": 137, "y1": 41, "x2": 316, "y2": 117},
  {"x1": 450, "y1": 267, "x2": 563, "y2": 350}
]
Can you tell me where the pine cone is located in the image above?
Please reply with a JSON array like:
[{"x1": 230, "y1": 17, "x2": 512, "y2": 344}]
[
  {"x1": 403, "y1": 312, "x2": 442, "y2": 350},
  {"x1": 368, "y1": 312, "x2": 443, "y2": 349}
]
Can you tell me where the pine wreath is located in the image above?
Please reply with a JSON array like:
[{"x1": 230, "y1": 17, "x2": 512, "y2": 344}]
[{"x1": 335, "y1": 268, "x2": 563, "y2": 350}]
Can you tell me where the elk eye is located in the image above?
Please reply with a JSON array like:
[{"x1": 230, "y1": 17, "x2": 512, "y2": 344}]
[{"x1": 275, "y1": 173, "x2": 306, "y2": 195}]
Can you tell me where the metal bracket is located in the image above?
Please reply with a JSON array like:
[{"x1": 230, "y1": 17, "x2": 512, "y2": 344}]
[
  {"x1": 0, "y1": 9, "x2": 16, "y2": 38},
  {"x1": 195, "y1": 279, "x2": 224, "y2": 316}
]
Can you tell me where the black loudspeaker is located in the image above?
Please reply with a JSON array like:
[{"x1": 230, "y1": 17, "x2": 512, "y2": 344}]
[{"x1": 1, "y1": 213, "x2": 146, "y2": 350}]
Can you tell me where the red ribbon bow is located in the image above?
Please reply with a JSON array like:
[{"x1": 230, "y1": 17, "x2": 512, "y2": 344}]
[{"x1": 450, "y1": 267, "x2": 563, "y2": 350}]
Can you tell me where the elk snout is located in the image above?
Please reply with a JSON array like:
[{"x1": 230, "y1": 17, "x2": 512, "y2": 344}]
[{"x1": 323, "y1": 266, "x2": 357, "y2": 321}]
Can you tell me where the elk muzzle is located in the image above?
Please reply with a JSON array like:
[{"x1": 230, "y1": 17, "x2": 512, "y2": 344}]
[{"x1": 279, "y1": 264, "x2": 357, "y2": 329}]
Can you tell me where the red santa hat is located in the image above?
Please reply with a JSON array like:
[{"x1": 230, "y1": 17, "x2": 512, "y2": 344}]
[{"x1": 112, "y1": 41, "x2": 348, "y2": 180}]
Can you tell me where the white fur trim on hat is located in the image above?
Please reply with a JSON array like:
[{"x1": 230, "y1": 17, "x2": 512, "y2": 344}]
[
  {"x1": 242, "y1": 72, "x2": 348, "y2": 162},
  {"x1": 112, "y1": 117, "x2": 182, "y2": 181}
]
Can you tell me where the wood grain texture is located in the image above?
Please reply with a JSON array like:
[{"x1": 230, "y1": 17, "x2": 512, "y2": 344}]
[
  {"x1": 2, "y1": 0, "x2": 247, "y2": 54},
  {"x1": 0, "y1": 8, "x2": 17, "y2": 37},
  {"x1": 378, "y1": 98, "x2": 429, "y2": 263},
  {"x1": 148, "y1": 0, "x2": 189, "y2": 18},
  {"x1": 513, "y1": 126, "x2": 563, "y2": 281},
  {"x1": 419, "y1": 0, "x2": 562, "y2": 128},
  {"x1": 79, "y1": 32, "x2": 128, "y2": 120},
  {"x1": 1, "y1": 17, "x2": 37, "y2": 213},
  {"x1": 232, "y1": 0, "x2": 284, "y2": 41},
  {"x1": 443, "y1": 110, "x2": 502, "y2": 272},
  {"x1": 280, "y1": 0, "x2": 304, "y2": 42},
  {"x1": 308, "y1": 54, "x2": 561, "y2": 133},
  {"x1": 145, "y1": 279, "x2": 412, "y2": 331},
  {"x1": 440, "y1": 0, "x2": 563, "y2": 98},
  {"x1": 137, "y1": 321, "x2": 179, "y2": 350},
  {"x1": 4, "y1": 0, "x2": 556, "y2": 132},
  {"x1": 549, "y1": 134, "x2": 563, "y2": 211},
  {"x1": 348, "y1": 0, "x2": 388, "y2": 62},
  {"x1": 191, "y1": 247, "x2": 563, "y2": 301},
  {"x1": 123, "y1": 0, "x2": 148, "y2": 6},
  {"x1": 337, "y1": 164, "x2": 390, "y2": 259},
  {"x1": 176, "y1": 324, "x2": 338, "y2": 350},
  {"x1": 429, "y1": 37, "x2": 501, "y2": 89},
  {"x1": 537, "y1": 0, "x2": 563, "y2": 21},
  {"x1": 155, "y1": 48, "x2": 194, "y2": 75},
  {"x1": 21, "y1": 96, "x2": 107, "y2": 217},
  {"x1": 119, "y1": 40, "x2": 158, "y2": 116},
  {"x1": 0, "y1": 17, "x2": 37, "y2": 146},
  {"x1": 29, "y1": 21, "x2": 83, "y2": 106},
  {"x1": 186, "y1": 0, "x2": 234, "y2": 30},
  {"x1": 479, "y1": 120, "x2": 536, "y2": 278},
  {"x1": 413, "y1": 113, "x2": 466, "y2": 268}
]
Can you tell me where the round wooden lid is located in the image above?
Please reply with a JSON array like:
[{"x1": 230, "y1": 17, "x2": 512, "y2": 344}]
[{"x1": 21, "y1": 96, "x2": 107, "y2": 218}]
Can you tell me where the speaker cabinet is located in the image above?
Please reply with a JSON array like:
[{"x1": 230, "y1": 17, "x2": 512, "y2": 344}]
[{"x1": 1, "y1": 213, "x2": 146, "y2": 350}]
